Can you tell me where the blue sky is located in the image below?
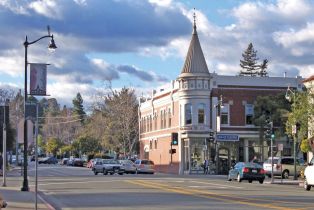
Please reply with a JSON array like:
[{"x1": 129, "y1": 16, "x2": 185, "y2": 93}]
[{"x1": 0, "y1": 0, "x2": 313, "y2": 107}]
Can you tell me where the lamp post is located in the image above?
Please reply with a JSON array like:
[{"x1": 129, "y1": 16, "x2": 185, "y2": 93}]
[
  {"x1": 2, "y1": 99, "x2": 9, "y2": 187},
  {"x1": 21, "y1": 27, "x2": 57, "y2": 192},
  {"x1": 285, "y1": 87, "x2": 298, "y2": 180},
  {"x1": 215, "y1": 95, "x2": 223, "y2": 174}
]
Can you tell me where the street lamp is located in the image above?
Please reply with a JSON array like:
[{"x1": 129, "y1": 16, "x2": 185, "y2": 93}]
[
  {"x1": 21, "y1": 26, "x2": 57, "y2": 192},
  {"x1": 215, "y1": 95, "x2": 223, "y2": 174},
  {"x1": 285, "y1": 87, "x2": 298, "y2": 180}
]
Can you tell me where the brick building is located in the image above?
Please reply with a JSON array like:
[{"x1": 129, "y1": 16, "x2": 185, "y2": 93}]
[{"x1": 138, "y1": 19, "x2": 303, "y2": 175}]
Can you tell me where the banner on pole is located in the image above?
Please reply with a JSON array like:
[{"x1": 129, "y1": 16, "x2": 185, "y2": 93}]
[{"x1": 30, "y1": 63, "x2": 47, "y2": 96}]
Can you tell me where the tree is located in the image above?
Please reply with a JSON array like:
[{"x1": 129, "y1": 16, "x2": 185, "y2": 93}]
[
  {"x1": 239, "y1": 43, "x2": 259, "y2": 76},
  {"x1": 253, "y1": 93, "x2": 291, "y2": 158},
  {"x1": 87, "y1": 87, "x2": 139, "y2": 157},
  {"x1": 239, "y1": 43, "x2": 269, "y2": 77},
  {"x1": 46, "y1": 137, "x2": 61, "y2": 156},
  {"x1": 72, "y1": 93, "x2": 86, "y2": 124},
  {"x1": 258, "y1": 59, "x2": 269, "y2": 77},
  {"x1": 286, "y1": 89, "x2": 314, "y2": 154}
]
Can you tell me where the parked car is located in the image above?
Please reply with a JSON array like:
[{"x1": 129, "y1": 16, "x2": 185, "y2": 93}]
[
  {"x1": 263, "y1": 157, "x2": 305, "y2": 179},
  {"x1": 134, "y1": 159, "x2": 155, "y2": 174},
  {"x1": 119, "y1": 159, "x2": 136, "y2": 174},
  {"x1": 61, "y1": 158, "x2": 69, "y2": 165},
  {"x1": 304, "y1": 157, "x2": 314, "y2": 191},
  {"x1": 73, "y1": 158, "x2": 84, "y2": 167},
  {"x1": 93, "y1": 159, "x2": 125, "y2": 175},
  {"x1": 38, "y1": 157, "x2": 58, "y2": 164},
  {"x1": 228, "y1": 162, "x2": 265, "y2": 183}
]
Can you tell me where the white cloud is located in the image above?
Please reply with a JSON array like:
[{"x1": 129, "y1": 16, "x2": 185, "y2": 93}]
[{"x1": 28, "y1": 0, "x2": 63, "y2": 19}]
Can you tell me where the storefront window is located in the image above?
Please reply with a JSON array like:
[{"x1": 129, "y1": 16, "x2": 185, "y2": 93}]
[{"x1": 190, "y1": 138, "x2": 205, "y2": 172}]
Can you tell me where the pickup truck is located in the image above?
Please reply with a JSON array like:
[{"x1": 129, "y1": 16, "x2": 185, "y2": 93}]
[{"x1": 93, "y1": 159, "x2": 125, "y2": 175}]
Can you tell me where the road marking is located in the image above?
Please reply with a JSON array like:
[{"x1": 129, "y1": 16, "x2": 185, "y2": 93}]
[
  {"x1": 126, "y1": 179, "x2": 308, "y2": 210},
  {"x1": 29, "y1": 179, "x2": 120, "y2": 186},
  {"x1": 190, "y1": 180, "x2": 243, "y2": 189}
]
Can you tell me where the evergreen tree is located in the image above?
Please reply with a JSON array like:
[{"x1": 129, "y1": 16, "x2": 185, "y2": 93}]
[
  {"x1": 258, "y1": 59, "x2": 269, "y2": 77},
  {"x1": 72, "y1": 93, "x2": 86, "y2": 124},
  {"x1": 239, "y1": 43, "x2": 259, "y2": 76}
]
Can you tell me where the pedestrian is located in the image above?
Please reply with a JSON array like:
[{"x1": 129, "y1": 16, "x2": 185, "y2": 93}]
[
  {"x1": 0, "y1": 154, "x2": 3, "y2": 176},
  {"x1": 0, "y1": 193, "x2": 7, "y2": 209},
  {"x1": 203, "y1": 159, "x2": 209, "y2": 174}
]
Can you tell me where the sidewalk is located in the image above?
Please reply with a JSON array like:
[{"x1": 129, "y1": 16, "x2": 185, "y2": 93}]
[{"x1": 0, "y1": 167, "x2": 53, "y2": 210}]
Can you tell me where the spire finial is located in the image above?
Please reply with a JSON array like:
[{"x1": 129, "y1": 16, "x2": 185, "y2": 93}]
[{"x1": 193, "y1": 8, "x2": 197, "y2": 34}]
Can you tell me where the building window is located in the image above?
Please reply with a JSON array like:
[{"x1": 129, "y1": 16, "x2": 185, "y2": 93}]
[
  {"x1": 168, "y1": 108, "x2": 171, "y2": 128},
  {"x1": 149, "y1": 115, "x2": 152, "y2": 131},
  {"x1": 221, "y1": 104, "x2": 229, "y2": 125},
  {"x1": 154, "y1": 140, "x2": 157, "y2": 149},
  {"x1": 164, "y1": 110, "x2": 167, "y2": 128},
  {"x1": 245, "y1": 104, "x2": 254, "y2": 125},
  {"x1": 149, "y1": 140, "x2": 153, "y2": 150},
  {"x1": 198, "y1": 103, "x2": 205, "y2": 124},
  {"x1": 160, "y1": 110, "x2": 164, "y2": 129},
  {"x1": 154, "y1": 113, "x2": 157, "y2": 130},
  {"x1": 185, "y1": 103, "x2": 192, "y2": 125}
]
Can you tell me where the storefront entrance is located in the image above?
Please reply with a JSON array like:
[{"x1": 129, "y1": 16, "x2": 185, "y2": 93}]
[{"x1": 218, "y1": 147, "x2": 230, "y2": 175}]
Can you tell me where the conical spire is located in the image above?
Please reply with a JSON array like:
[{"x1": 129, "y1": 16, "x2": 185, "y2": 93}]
[{"x1": 179, "y1": 10, "x2": 209, "y2": 78}]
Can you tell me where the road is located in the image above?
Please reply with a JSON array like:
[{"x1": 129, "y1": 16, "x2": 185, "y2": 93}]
[{"x1": 14, "y1": 163, "x2": 314, "y2": 210}]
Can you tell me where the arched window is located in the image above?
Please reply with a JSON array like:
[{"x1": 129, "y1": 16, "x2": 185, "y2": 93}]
[
  {"x1": 168, "y1": 108, "x2": 171, "y2": 128},
  {"x1": 198, "y1": 103, "x2": 205, "y2": 124},
  {"x1": 185, "y1": 103, "x2": 192, "y2": 125},
  {"x1": 160, "y1": 110, "x2": 164, "y2": 129}
]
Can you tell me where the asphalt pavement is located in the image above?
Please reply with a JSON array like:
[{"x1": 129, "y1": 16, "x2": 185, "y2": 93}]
[{"x1": 0, "y1": 165, "x2": 304, "y2": 210}]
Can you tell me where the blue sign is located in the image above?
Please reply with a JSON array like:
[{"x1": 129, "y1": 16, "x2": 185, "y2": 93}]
[{"x1": 216, "y1": 134, "x2": 239, "y2": 142}]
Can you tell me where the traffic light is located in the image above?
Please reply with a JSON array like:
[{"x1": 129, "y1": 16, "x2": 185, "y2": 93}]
[
  {"x1": 264, "y1": 117, "x2": 274, "y2": 140},
  {"x1": 209, "y1": 132, "x2": 215, "y2": 141},
  {"x1": 169, "y1": 149, "x2": 176, "y2": 154},
  {"x1": 171, "y1": 133, "x2": 178, "y2": 145}
]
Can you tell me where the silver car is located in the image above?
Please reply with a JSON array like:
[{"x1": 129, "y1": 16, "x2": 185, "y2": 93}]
[
  {"x1": 119, "y1": 160, "x2": 137, "y2": 174},
  {"x1": 134, "y1": 159, "x2": 155, "y2": 174},
  {"x1": 263, "y1": 156, "x2": 305, "y2": 179}
]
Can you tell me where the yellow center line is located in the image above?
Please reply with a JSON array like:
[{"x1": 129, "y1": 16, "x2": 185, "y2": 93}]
[
  {"x1": 185, "y1": 180, "x2": 313, "y2": 206},
  {"x1": 126, "y1": 180, "x2": 303, "y2": 210}
]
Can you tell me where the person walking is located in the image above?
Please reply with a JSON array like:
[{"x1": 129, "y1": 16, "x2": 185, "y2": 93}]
[
  {"x1": 0, "y1": 153, "x2": 3, "y2": 176},
  {"x1": 203, "y1": 159, "x2": 209, "y2": 174}
]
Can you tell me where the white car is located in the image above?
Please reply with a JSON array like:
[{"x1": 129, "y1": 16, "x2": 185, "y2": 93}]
[{"x1": 304, "y1": 157, "x2": 314, "y2": 191}]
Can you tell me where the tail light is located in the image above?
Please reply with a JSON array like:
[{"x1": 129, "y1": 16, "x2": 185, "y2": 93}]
[
  {"x1": 260, "y1": 169, "x2": 265, "y2": 174},
  {"x1": 243, "y1": 167, "x2": 249, "y2": 173}
]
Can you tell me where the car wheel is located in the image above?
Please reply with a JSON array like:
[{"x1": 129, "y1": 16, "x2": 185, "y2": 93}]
[
  {"x1": 110, "y1": 172, "x2": 114, "y2": 175},
  {"x1": 259, "y1": 179, "x2": 264, "y2": 184},
  {"x1": 248, "y1": 180, "x2": 252, "y2": 183},
  {"x1": 118, "y1": 173, "x2": 124, "y2": 175},
  {"x1": 94, "y1": 171, "x2": 98, "y2": 175},
  {"x1": 282, "y1": 170, "x2": 289, "y2": 179},
  {"x1": 304, "y1": 177, "x2": 311, "y2": 191},
  {"x1": 237, "y1": 174, "x2": 242, "y2": 182},
  {"x1": 103, "y1": 170, "x2": 108, "y2": 175}
]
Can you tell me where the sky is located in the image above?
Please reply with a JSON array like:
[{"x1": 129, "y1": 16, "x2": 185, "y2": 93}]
[{"x1": 0, "y1": 0, "x2": 314, "y2": 108}]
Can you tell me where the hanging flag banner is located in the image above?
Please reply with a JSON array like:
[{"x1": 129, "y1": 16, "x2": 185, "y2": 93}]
[{"x1": 30, "y1": 63, "x2": 47, "y2": 96}]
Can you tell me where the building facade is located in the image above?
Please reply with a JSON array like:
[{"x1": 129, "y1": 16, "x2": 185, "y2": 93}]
[
  {"x1": 303, "y1": 75, "x2": 314, "y2": 161},
  {"x1": 138, "y1": 19, "x2": 303, "y2": 175}
]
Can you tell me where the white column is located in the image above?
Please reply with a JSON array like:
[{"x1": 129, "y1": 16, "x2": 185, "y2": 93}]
[{"x1": 244, "y1": 139, "x2": 249, "y2": 162}]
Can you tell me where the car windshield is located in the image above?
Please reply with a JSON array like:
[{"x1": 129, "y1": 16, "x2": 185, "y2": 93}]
[
  {"x1": 103, "y1": 159, "x2": 111, "y2": 164},
  {"x1": 265, "y1": 158, "x2": 278, "y2": 164},
  {"x1": 110, "y1": 160, "x2": 119, "y2": 164}
]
